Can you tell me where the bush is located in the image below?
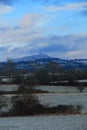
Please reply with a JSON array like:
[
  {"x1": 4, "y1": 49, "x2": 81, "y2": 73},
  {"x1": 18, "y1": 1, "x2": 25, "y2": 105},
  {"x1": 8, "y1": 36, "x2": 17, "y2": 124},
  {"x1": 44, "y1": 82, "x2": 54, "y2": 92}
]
[
  {"x1": 77, "y1": 86, "x2": 85, "y2": 92},
  {"x1": 11, "y1": 94, "x2": 43, "y2": 116},
  {"x1": 10, "y1": 95, "x2": 82, "y2": 116}
]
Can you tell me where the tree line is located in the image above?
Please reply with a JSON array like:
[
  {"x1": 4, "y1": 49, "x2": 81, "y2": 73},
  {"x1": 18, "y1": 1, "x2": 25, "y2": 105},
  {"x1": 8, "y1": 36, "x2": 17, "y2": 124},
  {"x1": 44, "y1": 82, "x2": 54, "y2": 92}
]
[{"x1": 0, "y1": 59, "x2": 87, "y2": 86}]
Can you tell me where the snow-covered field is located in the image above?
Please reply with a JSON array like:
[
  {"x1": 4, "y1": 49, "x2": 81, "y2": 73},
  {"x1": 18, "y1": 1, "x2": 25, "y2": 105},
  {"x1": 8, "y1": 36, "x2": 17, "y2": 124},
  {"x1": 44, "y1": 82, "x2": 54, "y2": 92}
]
[
  {"x1": 0, "y1": 85, "x2": 87, "y2": 130},
  {"x1": 0, "y1": 115, "x2": 87, "y2": 130},
  {"x1": 37, "y1": 93, "x2": 87, "y2": 113},
  {"x1": 1, "y1": 93, "x2": 87, "y2": 113},
  {"x1": 0, "y1": 85, "x2": 87, "y2": 93},
  {"x1": 36, "y1": 85, "x2": 87, "y2": 93},
  {"x1": 0, "y1": 85, "x2": 19, "y2": 92},
  {"x1": 0, "y1": 85, "x2": 87, "y2": 115}
]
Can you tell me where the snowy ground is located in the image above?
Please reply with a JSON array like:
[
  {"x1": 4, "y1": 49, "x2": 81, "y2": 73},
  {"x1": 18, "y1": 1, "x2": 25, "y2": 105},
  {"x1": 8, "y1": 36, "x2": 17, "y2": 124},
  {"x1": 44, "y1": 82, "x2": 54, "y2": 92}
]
[
  {"x1": 1, "y1": 93, "x2": 87, "y2": 114},
  {"x1": 0, "y1": 85, "x2": 19, "y2": 92},
  {"x1": 0, "y1": 115, "x2": 87, "y2": 130},
  {"x1": 36, "y1": 85, "x2": 87, "y2": 93},
  {"x1": 0, "y1": 85, "x2": 87, "y2": 115},
  {"x1": 1, "y1": 85, "x2": 87, "y2": 93},
  {"x1": 0, "y1": 85, "x2": 87, "y2": 130},
  {"x1": 37, "y1": 93, "x2": 87, "y2": 113}
]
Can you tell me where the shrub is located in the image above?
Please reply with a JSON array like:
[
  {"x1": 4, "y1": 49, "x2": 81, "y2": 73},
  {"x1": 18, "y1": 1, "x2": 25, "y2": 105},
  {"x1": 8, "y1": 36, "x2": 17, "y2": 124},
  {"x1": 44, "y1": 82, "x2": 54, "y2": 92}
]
[{"x1": 11, "y1": 94, "x2": 42, "y2": 116}]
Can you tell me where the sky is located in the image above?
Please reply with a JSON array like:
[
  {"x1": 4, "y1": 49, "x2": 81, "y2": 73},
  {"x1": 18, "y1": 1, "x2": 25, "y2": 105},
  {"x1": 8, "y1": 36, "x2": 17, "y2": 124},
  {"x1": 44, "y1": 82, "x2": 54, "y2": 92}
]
[{"x1": 0, "y1": 0, "x2": 87, "y2": 61}]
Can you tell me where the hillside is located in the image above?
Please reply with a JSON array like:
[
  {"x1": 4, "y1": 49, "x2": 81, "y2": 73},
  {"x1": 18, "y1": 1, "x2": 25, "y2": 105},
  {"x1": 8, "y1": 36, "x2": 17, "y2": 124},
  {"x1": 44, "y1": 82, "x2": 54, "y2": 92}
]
[
  {"x1": 0, "y1": 54, "x2": 87, "y2": 71},
  {"x1": 13, "y1": 54, "x2": 51, "y2": 62}
]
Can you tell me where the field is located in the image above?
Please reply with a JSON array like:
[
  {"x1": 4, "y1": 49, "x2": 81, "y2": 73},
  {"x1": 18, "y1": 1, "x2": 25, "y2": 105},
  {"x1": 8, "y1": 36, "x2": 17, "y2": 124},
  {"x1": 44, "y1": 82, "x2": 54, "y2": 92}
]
[
  {"x1": 1, "y1": 85, "x2": 87, "y2": 114},
  {"x1": 0, "y1": 115, "x2": 87, "y2": 130},
  {"x1": 36, "y1": 85, "x2": 87, "y2": 93},
  {"x1": 0, "y1": 85, "x2": 87, "y2": 129},
  {"x1": 37, "y1": 93, "x2": 87, "y2": 113}
]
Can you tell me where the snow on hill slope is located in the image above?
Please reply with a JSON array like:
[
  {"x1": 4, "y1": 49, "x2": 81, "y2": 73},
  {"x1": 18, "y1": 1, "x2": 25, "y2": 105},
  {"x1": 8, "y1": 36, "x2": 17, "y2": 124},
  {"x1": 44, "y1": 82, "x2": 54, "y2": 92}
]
[
  {"x1": 14, "y1": 54, "x2": 51, "y2": 62},
  {"x1": 70, "y1": 59, "x2": 87, "y2": 64}
]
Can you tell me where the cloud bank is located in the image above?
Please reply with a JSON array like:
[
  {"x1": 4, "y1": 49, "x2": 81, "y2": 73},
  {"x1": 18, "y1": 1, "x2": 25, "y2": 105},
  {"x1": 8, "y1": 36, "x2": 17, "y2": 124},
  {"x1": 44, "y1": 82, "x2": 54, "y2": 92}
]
[
  {"x1": 45, "y1": 2, "x2": 87, "y2": 12},
  {"x1": 0, "y1": 0, "x2": 87, "y2": 61},
  {"x1": 0, "y1": 3, "x2": 13, "y2": 15},
  {"x1": 0, "y1": 32, "x2": 87, "y2": 61}
]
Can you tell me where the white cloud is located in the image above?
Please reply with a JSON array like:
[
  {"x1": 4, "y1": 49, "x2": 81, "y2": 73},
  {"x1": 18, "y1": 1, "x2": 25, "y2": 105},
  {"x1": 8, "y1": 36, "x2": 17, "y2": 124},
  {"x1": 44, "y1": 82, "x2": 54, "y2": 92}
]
[
  {"x1": 0, "y1": 33, "x2": 87, "y2": 60},
  {"x1": 20, "y1": 13, "x2": 44, "y2": 27},
  {"x1": 0, "y1": 13, "x2": 45, "y2": 46},
  {"x1": 66, "y1": 50, "x2": 82, "y2": 58},
  {"x1": 65, "y1": 50, "x2": 87, "y2": 59},
  {"x1": 0, "y1": 10, "x2": 87, "y2": 60},
  {"x1": 45, "y1": 2, "x2": 87, "y2": 12},
  {"x1": 0, "y1": 3, "x2": 13, "y2": 15}
]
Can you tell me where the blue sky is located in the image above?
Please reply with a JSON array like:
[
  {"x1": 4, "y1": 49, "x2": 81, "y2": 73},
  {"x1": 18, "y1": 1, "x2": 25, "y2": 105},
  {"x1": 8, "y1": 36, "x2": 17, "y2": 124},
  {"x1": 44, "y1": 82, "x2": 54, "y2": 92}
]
[{"x1": 0, "y1": 0, "x2": 87, "y2": 61}]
